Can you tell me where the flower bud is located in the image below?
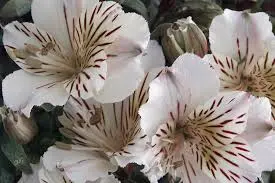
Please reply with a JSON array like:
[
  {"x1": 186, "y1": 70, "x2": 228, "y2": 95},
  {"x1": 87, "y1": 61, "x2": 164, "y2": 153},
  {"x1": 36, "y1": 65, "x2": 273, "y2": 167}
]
[
  {"x1": 159, "y1": 17, "x2": 208, "y2": 64},
  {"x1": 1, "y1": 108, "x2": 38, "y2": 144}
]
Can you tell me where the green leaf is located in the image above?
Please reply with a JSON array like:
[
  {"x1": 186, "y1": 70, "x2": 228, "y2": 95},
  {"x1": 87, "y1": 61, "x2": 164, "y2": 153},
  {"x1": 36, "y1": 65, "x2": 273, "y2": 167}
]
[
  {"x1": 123, "y1": 0, "x2": 148, "y2": 20},
  {"x1": 261, "y1": 171, "x2": 271, "y2": 183},
  {"x1": 40, "y1": 103, "x2": 55, "y2": 112},
  {"x1": 270, "y1": 170, "x2": 275, "y2": 183},
  {"x1": 0, "y1": 132, "x2": 32, "y2": 174},
  {"x1": 0, "y1": 150, "x2": 15, "y2": 183},
  {"x1": 112, "y1": 0, "x2": 126, "y2": 4},
  {"x1": 0, "y1": 0, "x2": 32, "y2": 18}
]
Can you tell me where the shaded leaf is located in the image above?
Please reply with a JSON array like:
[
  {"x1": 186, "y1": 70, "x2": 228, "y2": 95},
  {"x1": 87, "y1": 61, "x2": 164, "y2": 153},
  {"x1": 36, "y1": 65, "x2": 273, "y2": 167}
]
[
  {"x1": 0, "y1": 150, "x2": 15, "y2": 183},
  {"x1": 261, "y1": 171, "x2": 271, "y2": 183},
  {"x1": 0, "y1": 0, "x2": 32, "y2": 18},
  {"x1": 270, "y1": 170, "x2": 275, "y2": 183},
  {"x1": 0, "y1": 132, "x2": 32, "y2": 173},
  {"x1": 123, "y1": 0, "x2": 148, "y2": 20},
  {"x1": 112, "y1": 0, "x2": 126, "y2": 4}
]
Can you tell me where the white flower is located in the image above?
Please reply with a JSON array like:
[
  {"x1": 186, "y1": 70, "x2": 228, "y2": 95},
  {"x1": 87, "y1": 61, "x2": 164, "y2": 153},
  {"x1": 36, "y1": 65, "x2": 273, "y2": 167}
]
[
  {"x1": 17, "y1": 160, "x2": 119, "y2": 183},
  {"x1": 17, "y1": 160, "x2": 73, "y2": 183},
  {"x1": 2, "y1": 0, "x2": 150, "y2": 117},
  {"x1": 42, "y1": 48, "x2": 165, "y2": 182},
  {"x1": 251, "y1": 135, "x2": 275, "y2": 171},
  {"x1": 139, "y1": 54, "x2": 262, "y2": 183},
  {"x1": 41, "y1": 147, "x2": 118, "y2": 183},
  {"x1": 204, "y1": 9, "x2": 275, "y2": 121}
]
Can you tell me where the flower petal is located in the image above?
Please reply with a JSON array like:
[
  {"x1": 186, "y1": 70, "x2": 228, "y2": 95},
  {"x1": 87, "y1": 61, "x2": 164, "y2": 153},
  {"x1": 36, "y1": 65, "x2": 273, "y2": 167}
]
[
  {"x1": 31, "y1": 0, "x2": 99, "y2": 53},
  {"x1": 253, "y1": 50, "x2": 275, "y2": 121},
  {"x1": 252, "y1": 135, "x2": 275, "y2": 171},
  {"x1": 139, "y1": 70, "x2": 191, "y2": 138},
  {"x1": 65, "y1": 56, "x2": 107, "y2": 99},
  {"x1": 140, "y1": 53, "x2": 219, "y2": 137},
  {"x1": 95, "y1": 40, "x2": 165, "y2": 103},
  {"x1": 3, "y1": 70, "x2": 69, "y2": 117},
  {"x1": 140, "y1": 40, "x2": 165, "y2": 73},
  {"x1": 92, "y1": 175, "x2": 120, "y2": 183},
  {"x1": 60, "y1": 69, "x2": 163, "y2": 165},
  {"x1": 3, "y1": 21, "x2": 71, "y2": 76},
  {"x1": 204, "y1": 54, "x2": 243, "y2": 91},
  {"x1": 94, "y1": 60, "x2": 144, "y2": 103},
  {"x1": 39, "y1": 168, "x2": 72, "y2": 183},
  {"x1": 114, "y1": 12, "x2": 150, "y2": 51},
  {"x1": 209, "y1": 9, "x2": 273, "y2": 64},
  {"x1": 171, "y1": 54, "x2": 220, "y2": 108},
  {"x1": 188, "y1": 91, "x2": 250, "y2": 147},
  {"x1": 102, "y1": 12, "x2": 150, "y2": 82},
  {"x1": 42, "y1": 146, "x2": 117, "y2": 183},
  {"x1": 241, "y1": 97, "x2": 273, "y2": 145},
  {"x1": 188, "y1": 137, "x2": 260, "y2": 183}
]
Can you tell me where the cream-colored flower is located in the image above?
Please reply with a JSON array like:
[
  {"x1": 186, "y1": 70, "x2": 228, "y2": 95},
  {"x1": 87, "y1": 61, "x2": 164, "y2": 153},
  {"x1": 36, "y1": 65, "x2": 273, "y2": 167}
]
[
  {"x1": 204, "y1": 9, "x2": 275, "y2": 121},
  {"x1": 2, "y1": 0, "x2": 150, "y2": 117},
  {"x1": 42, "y1": 48, "x2": 165, "y2": 183},
  {"x1": 139, "y1": 54, "x2": 262, "y2": 183}
]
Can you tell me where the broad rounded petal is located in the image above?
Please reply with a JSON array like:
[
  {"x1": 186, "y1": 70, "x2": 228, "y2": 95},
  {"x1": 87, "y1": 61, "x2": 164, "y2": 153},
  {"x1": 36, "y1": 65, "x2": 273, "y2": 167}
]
[
  {"x1": 3, "y1": 21, "x2": 39, "y2": 51},
  {"x1": 31, "y1": 0, "x2": 99, "y2": 52},
  {"x1": 116, "y1": 12, "x2": 150, "y2": 51},
  {"x1": 191, "y1": 137, "x2": 260, "y2": 183},
  {"x1": 139, "y1": 70, "x2": 191, "y2": 137},
  {"x1": 241, "y1": 97, "x2": 273, "y2": 145},
  {"x1": 209, "y1": 9, "x2": 273, "y2": 63},
  {"x1": 3, "y1": 70, "x2": 69, "y2": 117},
  {"x1": 43, "y1": 146, "x2": 117, "y2": 183},
  {"x1": 92, "y1": 175, "x2": 120, "y2": 183},
  {"x1": 203, "y1": 54, "x2": 243, "y2": 91},
  {"x1": 39, "y1": 168, "x2": 72, "y2": 183},
  {"x1": 3, "y1": 21, "x2": 69, "y2": 75},
  {"x1": 140, "y1": 40, "x2": 165, "y2": 73},
  {"x1": 188, "y1": 91, "x2": 251, "y2": 147},
  {"x1": 252, "y1": 135, "x2": 275, "y2": 171},
  {"x1": 94, "y1": 60, "x2": 144, "y2": 103},
  {"x1": 140, "y1": 53, "x2": 220, "y2": 137},
  {"x1": 32, "y1": 0, "x2": 72, "y2": 52},
  {"x1": 59, "y1": 69, "x2": 162, "y2": 168},
  {"x1": 102, "y1": 12, "x2": 150, "y2": 86},
  {"x1": 172, "y1": 53, "x2": 220, "y2": 108}
]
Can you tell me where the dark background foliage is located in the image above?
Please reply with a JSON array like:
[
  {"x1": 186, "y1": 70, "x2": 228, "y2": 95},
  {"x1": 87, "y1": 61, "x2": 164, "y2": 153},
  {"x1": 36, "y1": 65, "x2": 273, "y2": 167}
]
[{"x1": 0, "y1": 0, "x2": 274, "y2": 183}]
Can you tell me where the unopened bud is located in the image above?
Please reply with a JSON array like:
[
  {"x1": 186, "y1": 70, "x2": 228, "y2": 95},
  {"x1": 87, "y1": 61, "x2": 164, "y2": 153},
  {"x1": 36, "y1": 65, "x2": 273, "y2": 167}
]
[
  {"x1": 2, "y1": 108, "x2": 38, "y2": 144},
  {"x1": 159, "y1": 17, "x2": 208, "y2": 64}
]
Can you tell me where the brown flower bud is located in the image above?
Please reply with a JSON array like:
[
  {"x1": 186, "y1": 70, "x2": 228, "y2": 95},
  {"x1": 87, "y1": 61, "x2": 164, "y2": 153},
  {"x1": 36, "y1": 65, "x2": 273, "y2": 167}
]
[
  {"x1": 2, "y1": 108, "x2": 38, "y2": 144},
  {"x1": 158, "y1": 17, "x2": 208, "y2": 64}
]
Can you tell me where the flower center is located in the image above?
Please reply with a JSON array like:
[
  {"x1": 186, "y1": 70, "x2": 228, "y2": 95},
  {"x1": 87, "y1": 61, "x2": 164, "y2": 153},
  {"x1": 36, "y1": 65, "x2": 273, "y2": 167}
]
[{"x1": 240, "y1": 73, "x2": 272, "y2": 97}]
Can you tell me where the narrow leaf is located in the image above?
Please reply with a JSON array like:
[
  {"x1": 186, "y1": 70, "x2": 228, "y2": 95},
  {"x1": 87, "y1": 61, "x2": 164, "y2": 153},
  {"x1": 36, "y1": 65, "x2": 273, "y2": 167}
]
[{"x1": 0, "y1": 132, "x2": 32, "y2": 173}]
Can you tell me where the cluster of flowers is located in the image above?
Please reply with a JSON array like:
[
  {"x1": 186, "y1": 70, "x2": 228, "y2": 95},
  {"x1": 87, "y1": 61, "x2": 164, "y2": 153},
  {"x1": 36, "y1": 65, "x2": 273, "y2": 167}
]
[{"x1": 2, "y1": 0, "x2": 275, "y2": 183}]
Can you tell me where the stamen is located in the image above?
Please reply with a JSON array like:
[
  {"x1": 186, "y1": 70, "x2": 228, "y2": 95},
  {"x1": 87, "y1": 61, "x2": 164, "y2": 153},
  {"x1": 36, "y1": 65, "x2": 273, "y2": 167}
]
[
  {"x1": 13, "y1": 49, "x2": 28, "y2": 59},
  {"x1": 89, "y1": 107, "x2": 102, "y2": 125},
  {"x1": 173, "y1": 160, "x2": 184, "y2": 169},
  {"x1": 41, "y1": 42, "x2": 55, "y2": 56},
  {"x1": 24, "y1": 43, "x2": 40, "y2": 55},
  {"x1": 25, "y1": 57, "x2": 43, "y2": 68},
  {"x1": 161, "y1": 138, "x2": 174, "y2": 143}
]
